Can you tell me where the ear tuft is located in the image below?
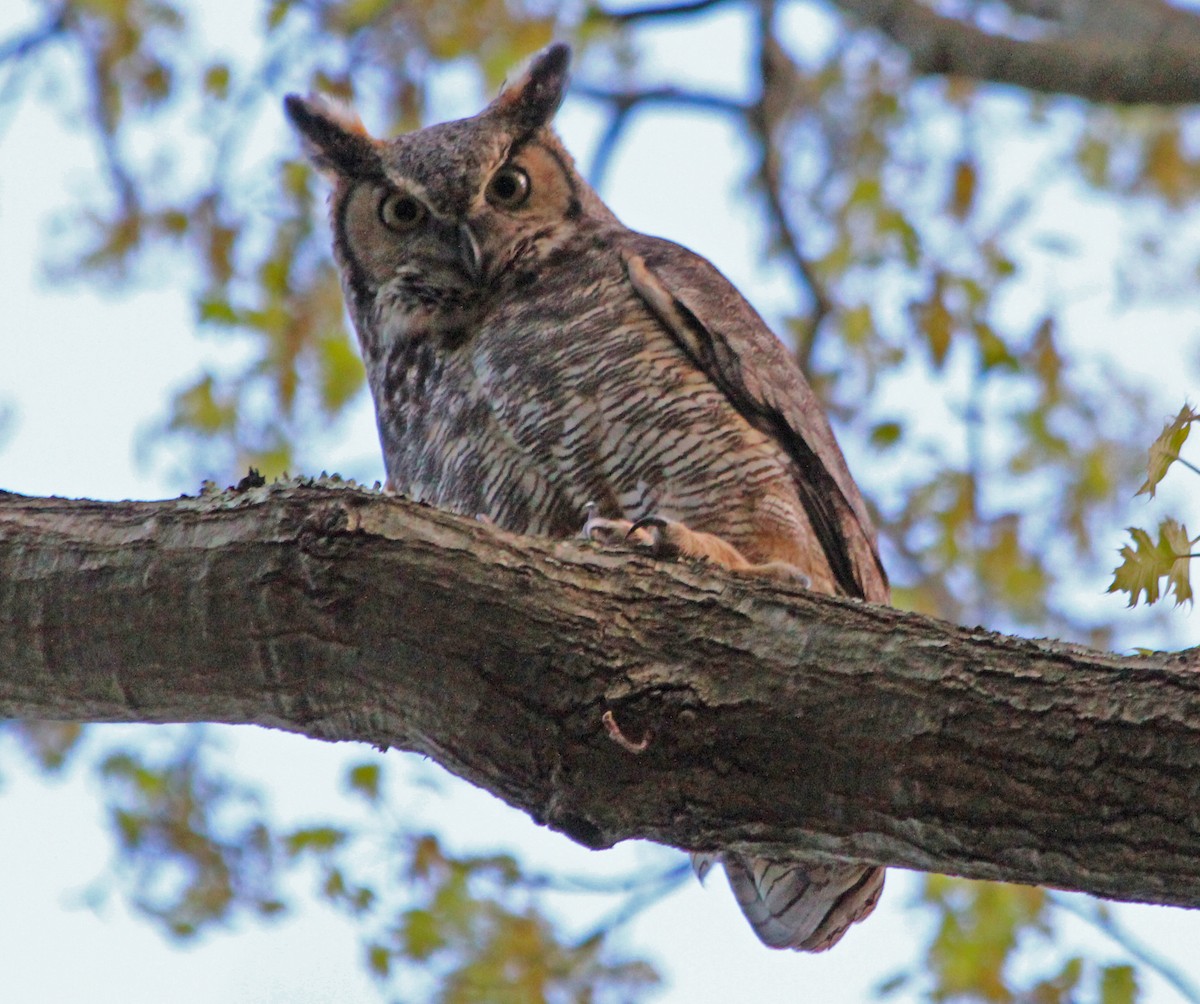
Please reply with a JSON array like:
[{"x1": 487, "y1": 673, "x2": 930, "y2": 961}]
[
  {"x1": 489, "y1": 42, "x2": 571, "y2": 133},
  {"x1": 284, "y1": 94, "x2": 381, "y2": 178}
]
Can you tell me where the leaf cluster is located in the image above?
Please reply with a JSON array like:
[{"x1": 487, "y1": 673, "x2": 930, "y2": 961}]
[
  {"x1": 3, "y1": 724, "x2": 664, "y2": 1003},
  {"x1": 1110, "y1": 406, "x2": 1198, "y2": 608}
]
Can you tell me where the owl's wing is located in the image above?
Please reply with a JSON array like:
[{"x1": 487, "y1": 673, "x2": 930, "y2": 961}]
[{"x1": 621, "y1": 234, "x2": 887, "y2": 604}]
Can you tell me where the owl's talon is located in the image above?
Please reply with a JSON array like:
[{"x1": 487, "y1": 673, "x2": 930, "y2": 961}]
[
  {"x1": 629, "y1": 513, "x2": 758, "y2": 570},
  {"x1": 581, "y1": 508, "x2": 640, "y2": 548},
  {"x1": 627, "y1": 515, "x2": 672, "y2": 554},
  {"x1": 627, "y1": 514, "x2": 668, "y2": 537},
  {"x1": 627, "y1": 515, "x2": 683, "y2": 558}
]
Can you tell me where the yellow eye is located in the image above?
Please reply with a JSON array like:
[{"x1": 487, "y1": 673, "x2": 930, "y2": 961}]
[
  {"x1": 378, "y1": 191, "x2": 427, "y2": 232},
  {"x1": 486, "y1": 166, "x2": 530, "y2": 208}
]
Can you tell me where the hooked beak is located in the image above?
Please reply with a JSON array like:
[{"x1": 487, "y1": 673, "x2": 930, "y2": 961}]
[{"x1": 457, "y1": 222, "x2": 485, "y2": 284}]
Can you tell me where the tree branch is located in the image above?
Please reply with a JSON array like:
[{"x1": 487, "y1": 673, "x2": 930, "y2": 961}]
[
  {"x1": 0, "y1": 5, "x2": 67, "y2": 65},
  {"x1": 572, "y1": 69, "x2": 832, "y2": 363},
  {"x1": 2, "y1": 482, "x2": 1199, "y2": 912},
  {"x1": 571, "y1": 83, "x2": 747, "y2": 118},
  {"x1": 751, "y1": 4, "x2": 833, "y2": 370},
  {"x1": 832, "y1": 0, "x2": 1200, "y2": 105},
  {"x1": 572, "y1": 83, "x2": 747, "y2": 195},
  {"x1": 597, "y1": 0, "x2": 734, "y2": 24}
]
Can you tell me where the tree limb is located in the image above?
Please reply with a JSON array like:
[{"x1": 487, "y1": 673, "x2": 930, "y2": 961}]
[
  {"x1": 832, "y1": 0, "x2": 1200, "y2": 105},
  {"x1": 2, "y1": 482, "x2": 1199, "y2": 912}
]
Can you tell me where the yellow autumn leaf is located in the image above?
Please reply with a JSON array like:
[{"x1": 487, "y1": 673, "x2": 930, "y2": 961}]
[
  {"x1": 949, "y1": 158, "x2": 977, "y2": 220},
  {"x1": 1109, "y1": 518, "x2": 1194, "y2": 606},
  {"x1": 1137, "y1": 403, "x2": 1199, "y2": 497}
]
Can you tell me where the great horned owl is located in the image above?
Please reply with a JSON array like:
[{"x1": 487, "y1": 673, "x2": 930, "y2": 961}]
[{"x1": 286, "y1": 43, "x2": 888, "y2": 952}]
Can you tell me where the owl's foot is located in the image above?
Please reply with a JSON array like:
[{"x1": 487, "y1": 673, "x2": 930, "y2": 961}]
[
  {"x1": 630, "y1": 516, "x2": 812, "y2": 586},
  {"x1": 582, "y1": 507, "x2": 810, "y2": 585},
  {"x1": 628, "y1": 515, "x2": 751, "y2": 568}
]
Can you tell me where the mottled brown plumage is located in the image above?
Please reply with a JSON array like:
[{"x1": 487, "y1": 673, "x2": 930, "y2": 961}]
[{"x1": 286, "y1": 43, "x2": 887, "y2": 952}]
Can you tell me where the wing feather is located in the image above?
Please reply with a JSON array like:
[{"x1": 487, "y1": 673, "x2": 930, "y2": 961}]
[{"x1": 621, "y1": 236, "x2": 888, "y2": 603}]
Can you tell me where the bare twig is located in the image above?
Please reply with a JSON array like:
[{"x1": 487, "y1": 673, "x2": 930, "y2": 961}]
[
  {"x1": 573, "y1": 82, "x2": 748, "y2": 193},
  {"x1": 82, "y1": 47, "x2": 140, "y2": 223},
  {"x1": 524, "y1": 861, "x2": 687, "y2": 895},
  {"x1": 572, "y1": 83, "x2": 747, "y2": 117},
  {"x1": 587, "y1": 103, "x2": 635, "y2": 191},
  {"x1": 576, "y1": 862, "x2": 693, "y2": 943},
  {"x1": 598, "y1": 0, "x2": 734, "y2": 25},
  {"x1": 1048, "y1": 892, "x2": 1200, "y2": 1003},
  {"x1": 573, "y1": 55, "x2": 832, "y2": 367},
  {"x1": 0, "y1": 5, "x2": 68, "y2": 65},
  {"x1": 1170, "y1": 454, "x2": 1200, "y2": 479},
  {"x1": 749, "y1": 1, "x2": 832, "y2": 370}
]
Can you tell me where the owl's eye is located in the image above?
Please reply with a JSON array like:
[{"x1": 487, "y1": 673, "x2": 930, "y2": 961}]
[
  {"x1": 378, "y1": 191, "x2": 427, "y2": 232},
  {"x1": 486, "y1": 166, "x2": 531, "y2": 208}
]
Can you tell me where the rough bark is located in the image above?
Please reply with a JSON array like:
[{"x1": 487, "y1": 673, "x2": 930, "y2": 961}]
[
  {"x1": 608, "y1": 0, "x2": 1200, "y2": 105},
  {"x1": 832, "y1": 0, "x2": 1200, "y2": 105},
  {"x1": 1, "y1": 481, "x2": 1198, "y2": 911}
]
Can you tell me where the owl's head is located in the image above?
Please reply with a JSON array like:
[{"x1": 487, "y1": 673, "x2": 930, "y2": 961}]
[{"x1": 285, "y1": 44, "x2": 610, "y2": 351}]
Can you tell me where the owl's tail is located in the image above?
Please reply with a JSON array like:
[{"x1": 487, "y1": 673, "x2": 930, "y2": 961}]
[{"x1": 692, "y1": 852, "x2": 884, "y2": 951}]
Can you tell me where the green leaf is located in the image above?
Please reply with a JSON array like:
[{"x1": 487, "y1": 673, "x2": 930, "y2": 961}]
[
  {"x1": 880, "y1": 206, "x2": 921, "y2": 266},
  {"x1": 197, "y1": 297, "x2": 239, "y2": 326},
  {"x1": 317, "y1": 333, "x2": 366, "y2": 412},
  {"x1": 849, "y1": 175, "x2": 882, "y2": 208},
  {"x1": 973, "y1": 322, "x2": 1018, "y2": 371},
  {"x1": 169, "y1": 375, "x2": 237, "y2": 435},
  {"x1": 949, "y1": 158, "x2": 977, "y2": 220},
  {"x1": 1145, "y1": 128, "x2": 1189, "y2": 205},
  {"x1": 919, "y1": 279, "x2": 953, "y2": 368},
  {"x1": 113, "y1": 808, "x2": 145, "y2": 849},
  {"x1": 842, "y1": 304, "x2": 874, "y2": 345},
  {"x1": 1137, "y1": 404, "x2": 1198, "y2": 497},
  {"x1": 203, "y1": 63, "x2": 230, "y2": 99},
  {"x1": 206, "y1": 224, "x2": 237, "y2": 285},
  {"x1": 410, "y1": 835, "x2": 445, "y2": 881},
  {"x1": 346, "y1": 762, "x2": 381, "y2": 802},
  {"x1": 1030, "y1": 316, "x2": 1062, "y2": 400},
  {"x1": 158, "y1": 209, "x2": 189, "y2": 236},
  {"x1": 1108, "y1": 518, "x2": 1193, "y2": 606},
  {"x1": 138, "y1": 61, "x2": 172, "y2": 105},
  {"x1": 366, "y1": 943, "x2": 391, "y2": 977},
  {"x1": 1163, "y1": 517, "x2": 1194, "y2": 605},
  {"x1": 980, "y1": 516, "x2": 1048, "y2": 617},
  {"x1": 1077, "y1": 134, "x2": 1111, "y2": 188},
  {"x1": 870, "y1": 421, "x2": 903, "y2": 449},
  {"x1": 284, "y1": 825, "x2": 347, "y2": 856},
  {"x1": 401, "y1": 908, "x2": 446, "y2": 961},
  {"x1": 11, "y1": 721, "x2": 84, "y2": 772},
  {"x1": 265, "y1": 0, "x2": 295, "y2": 30},
  {"x1": 1099, "y1": 964, "x2": 1137, "y2": 1004},
  {"x1": 919, "y1": 878, "x2": 1049, "y2": 1001}
]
